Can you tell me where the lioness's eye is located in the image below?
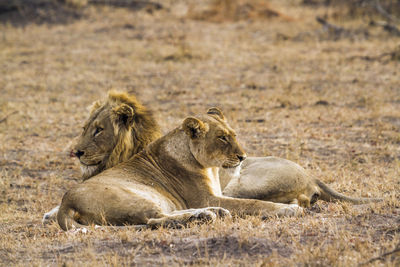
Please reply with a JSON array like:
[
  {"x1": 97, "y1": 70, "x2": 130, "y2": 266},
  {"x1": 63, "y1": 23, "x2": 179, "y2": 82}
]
[
  {"x1": 94, "y1": 127, "x2": 103, "y2": 137},
  {"x1": 219, "y1": 136, "x2": 228, "y2": 143}
]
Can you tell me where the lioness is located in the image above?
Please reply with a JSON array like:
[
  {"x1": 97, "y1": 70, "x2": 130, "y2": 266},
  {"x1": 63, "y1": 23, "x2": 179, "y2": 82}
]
[
  {"x1": 219, "y1": 157, "x2": 382, "y2": 208},
  {"x1": 57, "y1": 108, "x2": 302, "y2": 230}
]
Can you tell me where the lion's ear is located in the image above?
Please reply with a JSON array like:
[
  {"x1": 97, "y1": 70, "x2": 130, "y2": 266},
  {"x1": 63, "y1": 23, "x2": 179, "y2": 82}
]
[
  {"x1": 183, "y1": 117, "x2": 208, "y2": 139},
  {"x1": 207, "y1": 107, "x2": 225, "y2": 121},
  {"x1": 88, "y1": 100, "x2": 102, "y2": 115},
  {"x1": 112, "y1": 103, "x2": 135, "y2": 129}
]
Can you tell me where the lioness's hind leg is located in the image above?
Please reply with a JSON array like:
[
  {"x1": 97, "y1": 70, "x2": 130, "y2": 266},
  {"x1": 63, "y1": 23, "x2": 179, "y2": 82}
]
[
  {"x1": 147, "y1": 208, "x2": 223, "y2": 228},
  {"x1": 271, "y1": 203, "x2": 304, "y2": 218},
  {"x1": 170, "y1": 207, "x2": 231, "y2": 219},
  {"x1": 297, "y1": 194, "x2": 311, "y2": 208}
]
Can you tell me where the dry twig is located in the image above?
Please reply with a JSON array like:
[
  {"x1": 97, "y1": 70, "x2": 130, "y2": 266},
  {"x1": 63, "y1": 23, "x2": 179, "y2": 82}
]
[
  {"x1": 348, "y1": 45, "x2": 400, "y2": 62},
  {"x1": 359, "y1": 245, "x2": 400, "y2": 266},
  {"x1": 316, "y1": 16, "x2": 345, "y2": 34},
  {"x1": 0, "y1": 111, "x2": 17, "y2": 123},
  {"x1": 373, "y1": 0, "x2": 400, "y2": 23}
]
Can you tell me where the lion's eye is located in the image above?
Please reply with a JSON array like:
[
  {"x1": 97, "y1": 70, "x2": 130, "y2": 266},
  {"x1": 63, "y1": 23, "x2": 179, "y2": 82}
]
[
  {"x1": 219, "y1": 136, "x2": 228, "y2": 143},
  {"x1": 94, "y1": 127, "x2": 103, "y2": 137}
]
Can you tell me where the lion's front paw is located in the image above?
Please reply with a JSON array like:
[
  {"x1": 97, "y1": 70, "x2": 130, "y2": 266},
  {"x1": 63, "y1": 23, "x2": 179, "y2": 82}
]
[{"x1": 275, "y1": 204, "x2": 304, "y2": 217}]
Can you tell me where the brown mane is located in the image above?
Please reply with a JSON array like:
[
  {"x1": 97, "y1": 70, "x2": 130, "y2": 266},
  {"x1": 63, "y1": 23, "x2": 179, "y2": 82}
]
[{"x1": 103, "y1": 90, "x2": 162, "y2": 169}]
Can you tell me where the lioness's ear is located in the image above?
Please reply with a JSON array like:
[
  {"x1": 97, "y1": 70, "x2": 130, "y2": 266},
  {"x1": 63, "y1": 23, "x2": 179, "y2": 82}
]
[
  {"x1": 112, "y1": 103, "x2": 135, "y2": 128},
  {"x1": 183, "y1": 117, "x2": 209, "y2": 139},
  {"x1": 207, "y1": 107, "x2": 225, "y2": 121}
]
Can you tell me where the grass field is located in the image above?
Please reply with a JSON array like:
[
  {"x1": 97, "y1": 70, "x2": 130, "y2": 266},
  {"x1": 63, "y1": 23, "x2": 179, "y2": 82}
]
[{"x1": 0, "y1": 0, "x2": 399, "y2": 266}]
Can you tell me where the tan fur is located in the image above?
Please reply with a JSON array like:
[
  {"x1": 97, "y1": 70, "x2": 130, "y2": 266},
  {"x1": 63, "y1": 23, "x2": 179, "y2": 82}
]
[
  {"x1": 57, "y1": 109, "x2": 302, "y2": 230},
  {"x1": 220, "y1": 157, "x2": 383, "y2": 208},
  {"x1": 42, "y1": 91, "x2": 161, "y2": 224}
]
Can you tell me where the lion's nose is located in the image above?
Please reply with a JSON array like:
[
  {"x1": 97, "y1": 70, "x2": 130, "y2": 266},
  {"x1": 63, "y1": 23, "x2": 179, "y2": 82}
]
[
  {"x1": 75, "y1": 150, "x2": 84, "y2": 159},
  {"x1": 237, "y1": 154, "x2": 246, "y2": 162}
]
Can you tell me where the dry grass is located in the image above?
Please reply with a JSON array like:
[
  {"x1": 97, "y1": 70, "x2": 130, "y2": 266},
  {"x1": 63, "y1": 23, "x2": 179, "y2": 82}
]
[
  {"x1": 0, "y1": 0, "x2": 399, "y2": 266},
  {"x1": 187, "y1": 0, "x2": 293, "y2": 22}
]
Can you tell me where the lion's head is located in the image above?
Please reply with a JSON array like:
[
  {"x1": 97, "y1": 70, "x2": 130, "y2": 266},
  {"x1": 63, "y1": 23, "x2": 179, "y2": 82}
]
[
  {"x1": 72, "y1": 90, "x2": 162, "y2": 180},
  {"x1": 182, "y1": 107, "x2": 247, "y2": 169}
]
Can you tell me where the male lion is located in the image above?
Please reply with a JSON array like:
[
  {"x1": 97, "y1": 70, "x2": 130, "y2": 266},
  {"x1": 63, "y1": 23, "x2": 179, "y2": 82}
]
[
  {"x1": 43, "y1": 90, "x2": 162, "y2": 223},
  {"x1": 57, "y1": 108, "x2": 302, "y2": 230}
]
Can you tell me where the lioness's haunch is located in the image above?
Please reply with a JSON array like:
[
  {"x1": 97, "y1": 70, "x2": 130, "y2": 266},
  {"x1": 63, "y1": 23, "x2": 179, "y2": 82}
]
[{"x1": 57, "y1": 108, "x2": 302, "y2": 230}]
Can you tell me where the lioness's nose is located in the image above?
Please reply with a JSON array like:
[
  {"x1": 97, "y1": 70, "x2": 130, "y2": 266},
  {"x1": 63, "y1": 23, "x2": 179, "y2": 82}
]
[
  {"x1": 237, "y1": 154, "x2": 246, "y2": 162},
  {"x1": 75, "y1": 150, "x2": 84, "y2": 158}
]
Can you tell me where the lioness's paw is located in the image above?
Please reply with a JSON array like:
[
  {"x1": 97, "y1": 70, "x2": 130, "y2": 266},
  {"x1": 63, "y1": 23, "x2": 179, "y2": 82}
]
[
  {"x1": 204, "y1": 207, "x2": 232, "y2": 219},
  {"x1": 275, "y1": 204, "x2": 304, "y2": 217},
  {"x1": 42, "y1": 213, "x2": 52, "y2": 224},
  {"x1": 68, "y1": 227, "x2": 89, "y2": 234},
  {"x1": 42, "y1": 206, "x2": 60, "y2": 224},
  {"x1": 189, "y1": 210, "x2": 217, "y2": 223}
]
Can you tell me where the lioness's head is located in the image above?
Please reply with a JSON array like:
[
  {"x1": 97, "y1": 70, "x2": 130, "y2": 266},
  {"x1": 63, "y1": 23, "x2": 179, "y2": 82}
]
[
  {"x1": 182, "y1": 107, "x2": 246, "y2": 169},
  {"x1": 72, "y1": 90, "x2": 162, "y2": 180}
]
